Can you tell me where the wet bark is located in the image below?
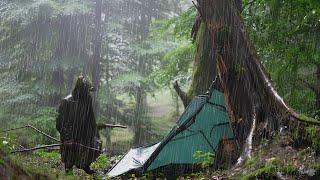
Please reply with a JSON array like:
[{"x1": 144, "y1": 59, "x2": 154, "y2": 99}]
[{"x1": 193, "y1": 0, "x2": 320, "y2": 166}]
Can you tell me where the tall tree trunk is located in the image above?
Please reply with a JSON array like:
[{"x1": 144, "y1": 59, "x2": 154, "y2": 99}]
[
  {"x1": 91, "y1": 0, "x2": 102, "y2": 112},
  {"x1": 132, "y1": 2, "x2": 152, "y2": 145},
  {"x1": 192, "y1": 0, "x2": 320, "y2": 166}
]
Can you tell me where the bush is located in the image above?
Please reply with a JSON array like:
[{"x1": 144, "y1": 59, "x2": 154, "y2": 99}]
[
  {"x1": 193, "y1": 151, "x2": 215, "y2": 169},
  {"x1": 90, "y1": 154, "x2": 110, "y2": 170}
]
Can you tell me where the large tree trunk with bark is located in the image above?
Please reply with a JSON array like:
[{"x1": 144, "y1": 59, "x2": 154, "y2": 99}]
[{"x1": 190, "y1": 0, "x2": 320, "y2": 167}]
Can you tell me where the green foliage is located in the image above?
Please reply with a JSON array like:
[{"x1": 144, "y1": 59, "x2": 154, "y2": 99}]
[
  {"x1": 243, "y1": 0, "x2": 320, "y2": 116},
  {"x1": 35, "y1": 149, "x2": 60, "y2": 159},
  {"x1": 32, "y1": 107, "x2": 58, "y2": 143},
  {"x1": 149, "y1": 5, "x2": 196, "y2": 88},
  {"x1": 193, "y1": 151, "x2": 215, "y2": 169},
  {"x1": 152, "y1": 42, "x2": 194, "y2": 86},
  {"x1": 90, "y1": 154, "x2": 110, "y2": 170},
  {"x1": 11, "y1": 107, "x2": 59, "y2": 146},
  {"x1": 151, "y1": 7, "x2": 196, "y2": 40},
  {"x1": 34, "y1": 149, "x2": 60, "y2": 168}
]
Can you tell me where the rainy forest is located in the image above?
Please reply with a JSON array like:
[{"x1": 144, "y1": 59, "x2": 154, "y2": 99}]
[{"x1": 1, "y1": 0, "x2": 320, "y2": 179}]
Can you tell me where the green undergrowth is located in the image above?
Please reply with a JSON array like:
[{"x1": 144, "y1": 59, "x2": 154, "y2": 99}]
[
  {"x1": 292, "y1": 124, "x2": 320, "y2": 154},
  {"x1": 240, "y1": 158, "x2": 298, "y2": 179},
  {"x1": 90, "y1": 154, "x2": 110, "y2": 170},
  {"x1": 193, "y1": 151, "x2": 215, "y2": 169},
  {"x1": 305, "y1": 126, "x2": 320, "y2": 154}
]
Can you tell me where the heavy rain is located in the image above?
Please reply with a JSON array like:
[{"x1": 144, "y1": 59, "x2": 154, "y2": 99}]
[{"x1": 0, "y1": 0, "x2": 320, "y2": 179}]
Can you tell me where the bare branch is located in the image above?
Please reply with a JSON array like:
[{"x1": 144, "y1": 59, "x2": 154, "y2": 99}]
[
  {"x1": 97, "y1": 123, "x2": 127, "y2": 130},
  {"x1": 11, "y1": 141, "x2": 103, "y2": 154},
  {"x1": 173, "y1": 80, "x2": 189, "y2": 108},
  {"x1": 11, "y1": 144, "x2": 62, "y2": 154},
  {"x1": 3, "y1": 124, "x2": 61, "y2": 143}
]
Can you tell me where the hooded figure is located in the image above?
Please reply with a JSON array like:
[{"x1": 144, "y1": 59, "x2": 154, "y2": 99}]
[{"x1": 56, "y1": 76, "x2": 101, "y2": 174}]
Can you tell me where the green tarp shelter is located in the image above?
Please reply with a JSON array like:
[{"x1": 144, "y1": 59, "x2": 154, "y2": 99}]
[{"x1": 107, "y1": 89, "x2": 234, "y2": 178}]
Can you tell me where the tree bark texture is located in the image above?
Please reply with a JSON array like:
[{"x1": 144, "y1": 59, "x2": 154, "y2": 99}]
[{"x1": 193, "y1": 0, "x2": 320, "y2": 165}]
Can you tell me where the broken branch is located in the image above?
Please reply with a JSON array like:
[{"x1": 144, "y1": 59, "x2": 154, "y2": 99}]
[
  {"x1": 173, "y1": 80, "x2": 189, "y2": 108},
  {"x1": 11, "y1": 144, "x2": 62, "y2": 154},
  {"x1": 97, "y1": 123, "x2": 127, "y2": 130},
  {"x1": 3, "y1": 124, "x2": 61, "y2": 143}
]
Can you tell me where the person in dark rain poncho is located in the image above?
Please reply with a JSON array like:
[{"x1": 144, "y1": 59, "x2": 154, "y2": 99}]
[{"x1": 56, "y1": 75, "x2": 101, "y2": 174}]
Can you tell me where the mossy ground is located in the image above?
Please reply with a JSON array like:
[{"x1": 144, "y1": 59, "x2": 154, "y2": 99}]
[{"x1": 179, "y1": 134, "x2": 320, "y2": 179}]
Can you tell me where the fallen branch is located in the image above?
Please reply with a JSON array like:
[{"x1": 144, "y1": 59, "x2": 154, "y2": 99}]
[
  {"x1": 11, "y1": 144, "x2": 62, "y2": 154},
  {"x1": 11, "y1": 141, "x2": 102, "y2": 154},
  {"x1": 97, "y1": 123, "x2": 127, "y2": 130},
  {"x1": 3, "y1": 124, "x2": 61, "y2": 143}
]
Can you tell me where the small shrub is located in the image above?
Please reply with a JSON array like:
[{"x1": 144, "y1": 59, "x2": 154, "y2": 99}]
[
  {"x1": 193, "y1": 151, "x2": 215, "y2": 169},
  {"x1": 90, "y1": 154, "x2": 110, "y2": 170}
]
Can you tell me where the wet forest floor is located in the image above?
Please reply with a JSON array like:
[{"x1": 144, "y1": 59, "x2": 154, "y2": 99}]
[
  {"x1": 1, "y1": 132, "x2": 319, "y2": 179},
  {"x1": 1, "y1": 90, "x2": 319, "y2": 179}
]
